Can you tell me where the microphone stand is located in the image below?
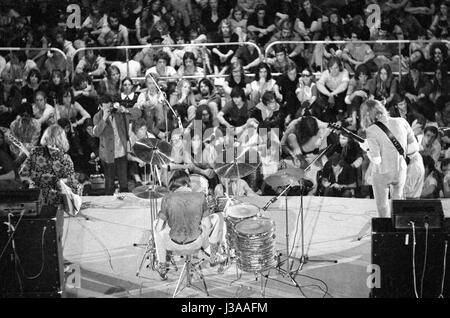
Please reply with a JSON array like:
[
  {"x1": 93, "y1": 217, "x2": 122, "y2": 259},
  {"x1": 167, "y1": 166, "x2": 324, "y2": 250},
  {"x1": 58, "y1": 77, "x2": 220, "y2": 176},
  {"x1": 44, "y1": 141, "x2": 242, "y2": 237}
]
[
  {"x1": 146, "y1": 73, "x2": 184, "y2": 140},
  {"x1": 262, "y1": 144, "x2": 337, "y2": 294}
]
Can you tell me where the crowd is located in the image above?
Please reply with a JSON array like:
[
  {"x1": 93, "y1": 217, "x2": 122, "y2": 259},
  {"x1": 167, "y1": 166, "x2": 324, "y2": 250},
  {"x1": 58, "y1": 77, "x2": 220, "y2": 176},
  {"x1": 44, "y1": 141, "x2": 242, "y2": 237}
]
[{"x1": 2, "y1": 0, "x2": 450, "y2": 203}]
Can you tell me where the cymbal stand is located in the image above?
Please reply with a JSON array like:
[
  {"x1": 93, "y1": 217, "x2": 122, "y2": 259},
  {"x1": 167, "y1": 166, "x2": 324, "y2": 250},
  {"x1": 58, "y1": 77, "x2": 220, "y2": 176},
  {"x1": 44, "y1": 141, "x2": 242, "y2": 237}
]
[{"x1": 134, "y1": 164, "x2": 160, "y2": 277}]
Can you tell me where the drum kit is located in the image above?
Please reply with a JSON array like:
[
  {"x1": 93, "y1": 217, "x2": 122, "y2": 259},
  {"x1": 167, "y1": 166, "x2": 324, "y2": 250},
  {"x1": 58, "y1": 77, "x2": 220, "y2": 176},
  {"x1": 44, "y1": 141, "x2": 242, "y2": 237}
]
[{"x1": 130, "y1": 133, "x2": 336, "y2": 294}]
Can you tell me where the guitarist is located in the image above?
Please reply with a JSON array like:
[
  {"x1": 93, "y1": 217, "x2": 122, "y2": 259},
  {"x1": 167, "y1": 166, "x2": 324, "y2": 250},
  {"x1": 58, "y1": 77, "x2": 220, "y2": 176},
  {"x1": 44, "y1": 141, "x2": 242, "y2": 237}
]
[
  {"x1": 358, "y1": 99, "x2": 420, "y2": 217},
  {"x1": 281, "y1": 115, "x2": 333, "y2": 194}
]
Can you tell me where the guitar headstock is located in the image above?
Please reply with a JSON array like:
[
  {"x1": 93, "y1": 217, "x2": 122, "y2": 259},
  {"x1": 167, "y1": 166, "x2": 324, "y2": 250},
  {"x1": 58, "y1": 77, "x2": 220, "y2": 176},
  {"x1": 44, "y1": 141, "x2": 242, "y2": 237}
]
[{"x1": 328, "y1": 122, "x2": 342, "y2": 131}]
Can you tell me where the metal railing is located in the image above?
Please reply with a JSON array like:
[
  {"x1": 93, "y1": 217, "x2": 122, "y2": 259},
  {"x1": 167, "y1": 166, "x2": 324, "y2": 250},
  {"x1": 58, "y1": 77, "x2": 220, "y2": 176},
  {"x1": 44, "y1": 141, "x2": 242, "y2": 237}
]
[
  {"x1": 265, "y1": 40, "x2": 447, "y2": 79},
  {"x1": 71, "y1": 42, "x2": 263, "y2": 81},
  {"x1": 0, "y1": 47, "x2": 69, "y2": 83}
]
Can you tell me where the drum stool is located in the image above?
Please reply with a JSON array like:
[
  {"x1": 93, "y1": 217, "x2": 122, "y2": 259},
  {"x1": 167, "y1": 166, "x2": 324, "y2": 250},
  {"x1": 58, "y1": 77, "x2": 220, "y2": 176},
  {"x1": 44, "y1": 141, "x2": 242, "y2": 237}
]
[{"x1": 172, "y1": 249, "x2": 209, "y2": 298}]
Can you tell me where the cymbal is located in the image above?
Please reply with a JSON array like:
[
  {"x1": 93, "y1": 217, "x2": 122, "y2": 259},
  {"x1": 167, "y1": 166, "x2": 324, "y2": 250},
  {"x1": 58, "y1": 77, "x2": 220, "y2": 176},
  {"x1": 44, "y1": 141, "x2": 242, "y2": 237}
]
[
  {"x1": 132, "y1": 185, "x2": 169, "y2": 199},
  {"x1": 132, "y1": 138, "x2": 172, "y2": 166},
  {"x1": 213, "y1": 145, "x2": 260, "y2": 179},
  {"x1": 264, "y1": 169, "x2": 305, "y2": 189}
]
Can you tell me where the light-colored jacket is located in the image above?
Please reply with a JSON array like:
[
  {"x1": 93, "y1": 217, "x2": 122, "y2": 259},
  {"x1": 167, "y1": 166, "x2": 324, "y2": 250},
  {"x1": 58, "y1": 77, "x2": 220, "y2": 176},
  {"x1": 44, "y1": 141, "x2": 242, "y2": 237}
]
[{"x1": 366, "y1": 117, "x2": 417, "y2": 175}]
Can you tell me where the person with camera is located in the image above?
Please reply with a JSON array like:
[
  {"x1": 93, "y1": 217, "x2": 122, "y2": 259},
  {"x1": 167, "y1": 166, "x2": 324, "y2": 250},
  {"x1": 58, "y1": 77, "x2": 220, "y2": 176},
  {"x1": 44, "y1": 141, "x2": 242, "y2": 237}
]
[{"x1": 93, "y1": 94, "x2": 130, "y2": 195}]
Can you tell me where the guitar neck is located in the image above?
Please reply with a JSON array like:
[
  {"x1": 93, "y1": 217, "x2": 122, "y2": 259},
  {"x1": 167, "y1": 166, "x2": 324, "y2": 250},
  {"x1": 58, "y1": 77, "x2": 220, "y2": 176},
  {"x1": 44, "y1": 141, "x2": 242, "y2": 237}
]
[{"x1": 328, "y1": 124, "x2": 365, "y2": 143}]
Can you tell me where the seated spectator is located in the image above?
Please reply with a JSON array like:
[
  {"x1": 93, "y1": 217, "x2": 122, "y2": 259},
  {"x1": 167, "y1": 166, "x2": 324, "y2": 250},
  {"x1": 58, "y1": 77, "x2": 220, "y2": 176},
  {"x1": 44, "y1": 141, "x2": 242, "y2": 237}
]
[
  {"x1": 119, "y1": 77, "x2": 139, "y2": 109},
  {"x1": 200, "y1": 0, "x2": 229, "y2": 36},
  {"x1": 441, "y1": 158, "x2": 450, "y2": 198},
  {"x1": 405, "y1": 0, "x2": 436, "y2": 33},
  {"x1": 294, "y1": 0, "x2": 323, "y2": 41},
  {"x1": 136, "y1": 73, "x2": 167, "y2": 140},
  {"x1": 9, "y1": 102, "x2": 41, "y2": 159},
  {"x1": 186, "y1": 104, "x2": 215, "y2": 134},
  {"x1": 46, "y1": 70, "x2": 66, "y2": 107},
  {"x1": 230, "y1": 6, "x2": 248, "y2": 41},
  {"x1": 196, "y1": 78, "x2": 222, "y2": 126},
  {"x1": 75, "y1": 44, "x2": 107, "y2": 78},
  {"x1": 97, "y1": 11, "x2": 129, "y2": 47},
  {"x1": 169, "y1": 79, "x2": 197, "y2": 127},
  {"x1": 369, "y1": 64, "x2": 401, "y2": 113},
  {"x1": 247, "y1": 3, "x2": 276, "y2": 48},
  {"x1": 313, "y1": 26, "x2": 345, "y2": 72},
  {"x1": 249, "y1": 91, "x2": 283, "y2": 131},
  {"x1": 345, "y1": 64, "x2": 371, "y2": 130},
  {"x1": 145, "y1": 50, "x2": 177, "y2": 94},
  {"x1": 246, "y1": 63, "x2": 282, "y2": 106},
  {"x1": 23, "y1": 28, "x2": 49, "y2": 71},
  {"x1": 73, "y1": 72, "x2": 99, "y2": 118},
  {"x1": 210, "y1": 19, "x2": 239, "y2": 75},
  {"x1": 21, "y1": 69, "x2": 45, "y2": 104},
  {"x1": 277, "y1": 63, "x2": 301, "y2": 125},
  {"x1": 315, "y1": 57, "x2": 350, "y2": 122},
  {"x1": 215, "y1": 176, "x2": 258, "y2": 197},
  {"x1": 421, "y1": 155, "x2": 440, "y2": 199},
  {"x1": 135, "y1": 5, "x2": 157, "y2": 45},
  {"x1": 266, "y1": 44, "x2": 296, "y2": 74},
  {"x1": 400, "y1": 62, "x2": 432, "y2": 105},
  {"x1": 430, "y1": 66, "x2": 450, "y2": 105},
  {"x1": 223, "y1": 61, "x2": 250, "y2": 96},
  {"x1": 55, "y1": 87, "x2": 91, "y2": 133},
  {"x1": 232, "y1": 31, "x2": 261, "y2": 74},
  {"x1": 419, "y1": 126, "x2": 441, "y2": 164},
  {"x1": 429, "y1": 1, "x2": 450, "y2": 38},
  {"x1": 0, "y1": 72, "x2": 21, "y2": 128},
  {"x1": 177, "y1": 51, "x2": 205, "y2": 88},
  {"x1": 296, "y1": 67, "x2": 318, "y2": 118},
  {"x1": 81, "y1": 3, "x2": 108, "y2": 37},
  {"x1": 318, "y1": 154, "x2": 357, "y2": 198},
  {"x1": 97, "y1": 65, "x2": 122, "y2": 99},
  {"x1": 265, "y1": 20, "x2": 306, "y2": 71},
  {"x1": 426, "y1": 42, "x2": 450, "y2": 73},
  {"x1": 51, "y1": 26, "x2": 76, "y2": 74},
  {"x1": 0, "y1": 129, "x2": 17, "y2": 181},
  {"x1": 33, "y1": 91, "x2": 55, "y2": 131},
  {"x1": 341, "y1": 29, "x2": 377, "y2": 73},
  {"x1": 3, "y1": 51, "x2": 38, "y2": 82},
  {"x1": 217, "y1": 86, "x2": 254, "y2": 135}
]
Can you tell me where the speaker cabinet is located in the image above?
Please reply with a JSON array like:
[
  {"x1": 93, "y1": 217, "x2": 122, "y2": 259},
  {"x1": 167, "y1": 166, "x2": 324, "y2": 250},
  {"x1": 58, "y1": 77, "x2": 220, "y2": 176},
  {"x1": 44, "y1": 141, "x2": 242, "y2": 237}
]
[
  {"x1": 371, "y1": 218, "x2": 450, "y2": 298},
  {"x1": 0, "y1": 207, "x2": 64, "y2": 298}
]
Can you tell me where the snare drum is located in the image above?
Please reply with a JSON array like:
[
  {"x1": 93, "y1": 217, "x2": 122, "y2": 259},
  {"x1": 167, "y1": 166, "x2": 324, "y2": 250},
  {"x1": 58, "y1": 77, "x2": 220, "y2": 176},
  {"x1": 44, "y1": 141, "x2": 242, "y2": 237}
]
[
  {"x1": 225, "y1": 203, "x2": 259, "y2": 250},
  {"x1": 190, "y1": 174, "x2": 209, "y2": 194},
  {"x1": 235, "y1": 217, "x2": 277, "y2": 273}
]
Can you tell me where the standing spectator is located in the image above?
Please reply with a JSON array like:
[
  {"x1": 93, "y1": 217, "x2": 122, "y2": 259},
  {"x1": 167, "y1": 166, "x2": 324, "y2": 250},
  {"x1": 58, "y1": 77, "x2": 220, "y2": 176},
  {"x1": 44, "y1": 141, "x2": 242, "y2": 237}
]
[
  {"x1": 315, "y1": 57, "x2": 350, "y2": 122},
  {"x1": 247, "y1": 4, "x2": 276, "y2": 48},
  {"x1": 93, "y1": 94, "x2": 130, "y2": 195}
]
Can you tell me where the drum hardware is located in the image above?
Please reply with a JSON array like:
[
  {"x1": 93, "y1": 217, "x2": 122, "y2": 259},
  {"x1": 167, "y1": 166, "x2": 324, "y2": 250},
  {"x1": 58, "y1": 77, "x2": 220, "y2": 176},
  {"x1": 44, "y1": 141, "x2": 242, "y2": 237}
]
[
  {"x1": 261, "y1": 145, "x2": 337, "y2": 295},
  {"x1": 131, "y1": 138, "x2": 172, "y2": 278}
]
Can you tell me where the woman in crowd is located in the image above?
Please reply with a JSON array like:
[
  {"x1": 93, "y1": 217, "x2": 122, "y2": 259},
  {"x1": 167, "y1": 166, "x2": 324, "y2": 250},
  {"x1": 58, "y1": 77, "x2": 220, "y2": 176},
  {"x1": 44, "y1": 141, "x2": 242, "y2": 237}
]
[
  {"x1": 295, "y1": 67, "x2": 318, "y2": 118},
  {"x1": 97, "y1": 65, "x2": 122, "y2": 99},
  {"x1": 19, "y1": 124, "x2": 78, "y2": 206},
  {"x1": 369, "y1": 64, "x2": 400, "y2": 114},
  {"x1": 169, "y1": 79, "x2": 197, "y2": 127},
  {"x1": 21, "y1": 68, "x2": 45, "y2": 104},
  {"x1": 247, "y1": 62, "x2": 282, "y2": 106},
  {"x1": 118, "y1": 77, "x2": 139, "y2": 109},
  {"x1": 177, "y1": 51, "x2": 205, "y2": 88},
  {"x1": 46, "y1": 70, "x2": 66, "y2": 107}
]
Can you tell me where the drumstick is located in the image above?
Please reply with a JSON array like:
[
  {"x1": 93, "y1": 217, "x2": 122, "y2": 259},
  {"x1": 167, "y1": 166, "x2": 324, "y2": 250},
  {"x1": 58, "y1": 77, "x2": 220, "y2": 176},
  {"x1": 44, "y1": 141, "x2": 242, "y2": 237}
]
[{"x1": 155, "y1": 166, "x2": 162, "y2": 186}]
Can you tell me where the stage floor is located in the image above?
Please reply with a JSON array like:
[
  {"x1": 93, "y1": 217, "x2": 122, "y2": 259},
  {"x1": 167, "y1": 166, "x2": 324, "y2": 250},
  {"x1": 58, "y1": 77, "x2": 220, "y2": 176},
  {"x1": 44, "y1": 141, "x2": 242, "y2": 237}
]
[{"x1": 61, "y1": 196, "x2": 450, "y2": 298}]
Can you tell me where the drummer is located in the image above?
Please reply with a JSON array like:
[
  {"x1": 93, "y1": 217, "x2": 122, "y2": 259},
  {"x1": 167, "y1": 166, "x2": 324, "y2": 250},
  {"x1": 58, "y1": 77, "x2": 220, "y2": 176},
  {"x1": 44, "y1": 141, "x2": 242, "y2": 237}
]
[
  {"x1": 215, "y1": 177, "x2": 259, "y2": 197},
  {"x1": 154, "y1": 170, "x2": 226, "y2": 280}
]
